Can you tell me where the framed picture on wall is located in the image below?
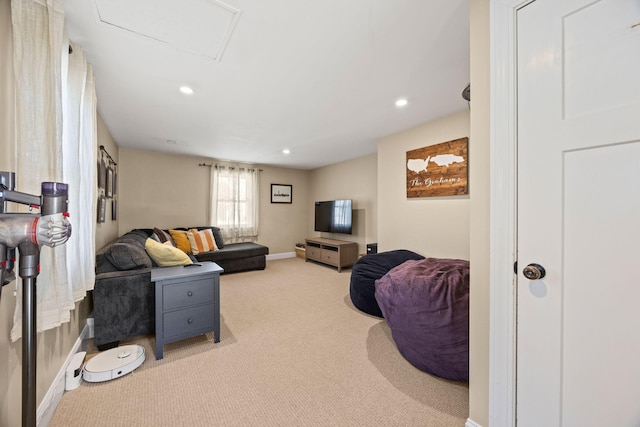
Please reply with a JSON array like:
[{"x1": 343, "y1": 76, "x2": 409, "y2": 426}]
[
  {"x1": 111, "y1": 199, "x2": 117, "y2": 221},
  {"x1": 406, "y1": 137, "x2": 468, "y2": 198},
  {"x1": 112, "y1": 169, "x2": 117, "y2": 197},
  {"x1": 97, "y1": 196, "x2": 106, "y2": 223},
  {"x1": 106, "y1": 167, "x2": 114, "y2": 198},
  {"x1": 98, "y1": 159, "x2": 106, "y2": 189},
  {"x1": 271, "y1": 184, "x2": 292, "y2": 204}
]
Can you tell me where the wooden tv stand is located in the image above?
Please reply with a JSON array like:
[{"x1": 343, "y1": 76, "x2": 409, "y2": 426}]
[{"x1": 305, "y1": 237, "x2": 358, "y2": 272}]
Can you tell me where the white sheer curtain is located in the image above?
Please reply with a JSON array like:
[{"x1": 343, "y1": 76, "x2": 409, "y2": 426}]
[
  {"x1": 209, "y1": 165, "x2": 259, "y2": 243},
  {"x1": 10, "y1": 0, "x2": 96, "y2": 341},
  {"x1": 63, "y1": 42, "x2": 97, "y2": 301}
]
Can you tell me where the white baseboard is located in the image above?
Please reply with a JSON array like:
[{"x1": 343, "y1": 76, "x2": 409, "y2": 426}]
[
  {"x1": 37, "y1": 322, "x2": 90, "y2": 426},
  {"x1": 466, "y1": 418, "x2": 482, "y2": 427},
  {"x1": 266, "y1": 252, "x2": 296, "y2": 260}
]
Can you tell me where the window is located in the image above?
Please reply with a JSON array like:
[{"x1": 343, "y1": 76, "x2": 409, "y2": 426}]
[
  {"x1": 332, "y1": 200, "x2": 352, "y2": 234},
  {"x1": 209, "y1": 165, "x2": 259, "y2": 242}
]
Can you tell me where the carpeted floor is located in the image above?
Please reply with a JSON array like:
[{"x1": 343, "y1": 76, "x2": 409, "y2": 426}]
[{"x1": 50, "y1": 257, "x2": 469, "y2": 426}]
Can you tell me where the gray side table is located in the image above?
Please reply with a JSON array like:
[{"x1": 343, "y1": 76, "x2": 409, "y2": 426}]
[{"x1": 152, "y1": 262, "x2": 224, "y2": 360}]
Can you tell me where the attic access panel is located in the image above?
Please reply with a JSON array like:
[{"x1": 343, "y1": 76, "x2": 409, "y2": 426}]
[{"x1": 94, "y1": 0, "x2": 241, "y2": 60}]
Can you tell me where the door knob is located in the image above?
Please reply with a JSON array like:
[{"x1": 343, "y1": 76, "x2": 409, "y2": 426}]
[{"x1": 523, "y1": 263, "x2": 546, "y2": 280}]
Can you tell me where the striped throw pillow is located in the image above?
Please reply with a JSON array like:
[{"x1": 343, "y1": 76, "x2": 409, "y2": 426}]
[{"x1": 187, "y1": 228, "x2": 218, "y2": 255}]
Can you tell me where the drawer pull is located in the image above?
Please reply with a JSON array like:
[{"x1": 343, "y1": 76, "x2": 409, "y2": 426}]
[
  {"x1": 187, "y1": 318, "x2": 193, "y2": 324},
  {"x1": 187, "y1": 291, "x2": 193, "y2": 297}
]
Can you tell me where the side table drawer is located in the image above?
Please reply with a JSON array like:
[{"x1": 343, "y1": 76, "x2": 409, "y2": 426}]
[
  {"x1": 163, "y1": 304, "x2": 215, "y2": 339},
  {"x1": 162, "y1": 277, "x2": 214, "y2": 311}
]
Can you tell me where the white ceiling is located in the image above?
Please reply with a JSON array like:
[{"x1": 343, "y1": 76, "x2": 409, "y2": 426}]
[{"x1": 64, "y1": 0, "x2": 470, "y2": 170}]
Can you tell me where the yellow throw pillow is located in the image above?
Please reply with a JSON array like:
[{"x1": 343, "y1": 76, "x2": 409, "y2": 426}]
[
  {"x1": 145, "y1": 238, "x2": 193, "y2": 267},
  {"x1": 168, "y1": 229, "x2": 191, "y2": 254},
  {"x1": 187, "y1": 228, "x2": 218, "y2": 255}
]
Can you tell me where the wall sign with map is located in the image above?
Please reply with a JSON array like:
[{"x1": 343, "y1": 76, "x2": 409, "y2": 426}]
[{"x1": 406, "y1": 137, "x2": 468, "y2": 198}]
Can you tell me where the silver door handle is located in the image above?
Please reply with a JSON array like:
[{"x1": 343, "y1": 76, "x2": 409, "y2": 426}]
[{"x1": 523, "y1": 263, "x2": 546, "y2": 280}]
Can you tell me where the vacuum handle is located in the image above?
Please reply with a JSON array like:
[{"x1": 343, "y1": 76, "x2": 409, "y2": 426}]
[{"x1": 40, "y1": 182, "x2": 68, "y2": 215}]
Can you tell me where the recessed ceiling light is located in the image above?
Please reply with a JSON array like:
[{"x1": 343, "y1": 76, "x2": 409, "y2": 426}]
[
  {"x1": 282, "y1": 149, "x2": 290, "y2": 155},
  {"x1": 395, "y1": 98, "x2": 408, "y2": 107},
  {"x1": 179, "y1": 86, "x2": 194, "y2": 95}
]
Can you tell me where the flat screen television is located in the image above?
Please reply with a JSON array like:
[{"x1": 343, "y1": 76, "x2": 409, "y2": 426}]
[{"x1": 314, "y1": 200, "x2": 352, "y2": 234}]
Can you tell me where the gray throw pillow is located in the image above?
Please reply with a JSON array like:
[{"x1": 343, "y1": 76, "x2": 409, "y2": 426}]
[
  {"x1": 105, "y1": 242, "x2": 152, "y2": 270},
  {"x1": 211, "y1": 227, "x2": 225, "y2": 249}
]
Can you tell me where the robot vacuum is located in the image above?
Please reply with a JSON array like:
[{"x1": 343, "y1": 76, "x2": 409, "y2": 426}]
[{"x1": 83, "y1": 345, "x2": 146, "y2": 382}]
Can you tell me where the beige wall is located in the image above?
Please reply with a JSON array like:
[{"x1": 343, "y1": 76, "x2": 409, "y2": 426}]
[
  {"x1": 469, "y1": 0, "x2": 490, "y2": 425},
  {"x1": 377, "y1": 110, "x2": 470, "y2": 259},
  {"x1": 259, "y1": 166, "x2": 310, "y2": 254},
  {"x1": 118, "y1": 148, "x2": 310, "y2": 255},
  {"x1": 118, "y1": 148, "x2": 211, "y2": 234},
  {"x1": 308, "y1": 154, "x2": 377, "y2": 254}
]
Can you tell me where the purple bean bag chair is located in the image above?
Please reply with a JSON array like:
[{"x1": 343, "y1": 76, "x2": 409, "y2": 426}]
[
  {"x1": 375, "y1": 257, "x2": 469, "y2": 381},
  {"x1": 349, "y1": 250, "x2": 425, "y2": 317}
]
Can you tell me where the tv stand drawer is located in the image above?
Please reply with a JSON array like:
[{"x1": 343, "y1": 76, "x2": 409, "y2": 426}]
[
  {"x1": 307, "y1": 246, "x2": 321, "y2": 260},
  {"x1": 322, "y1": 250, "x2": 339, "y2": 264}
]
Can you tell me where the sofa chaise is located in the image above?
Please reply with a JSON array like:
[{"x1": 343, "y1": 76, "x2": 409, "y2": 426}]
[{"x1": 92, "y1": 226, "x2": 268, "y2": 349}]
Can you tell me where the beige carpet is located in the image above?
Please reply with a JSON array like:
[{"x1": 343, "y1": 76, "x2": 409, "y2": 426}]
[{"x1": 50, "y1": 258, "x2": 469, "y2": 426}]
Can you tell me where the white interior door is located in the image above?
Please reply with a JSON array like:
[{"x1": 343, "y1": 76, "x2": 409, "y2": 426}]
[{"x1": 516, "y1": 0, "x2": 640, "y2": 426}]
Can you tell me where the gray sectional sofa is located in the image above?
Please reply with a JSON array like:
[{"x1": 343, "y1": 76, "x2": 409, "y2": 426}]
[{"x1": 92, "y1": 227, "x2": 268, "y2": 349}]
